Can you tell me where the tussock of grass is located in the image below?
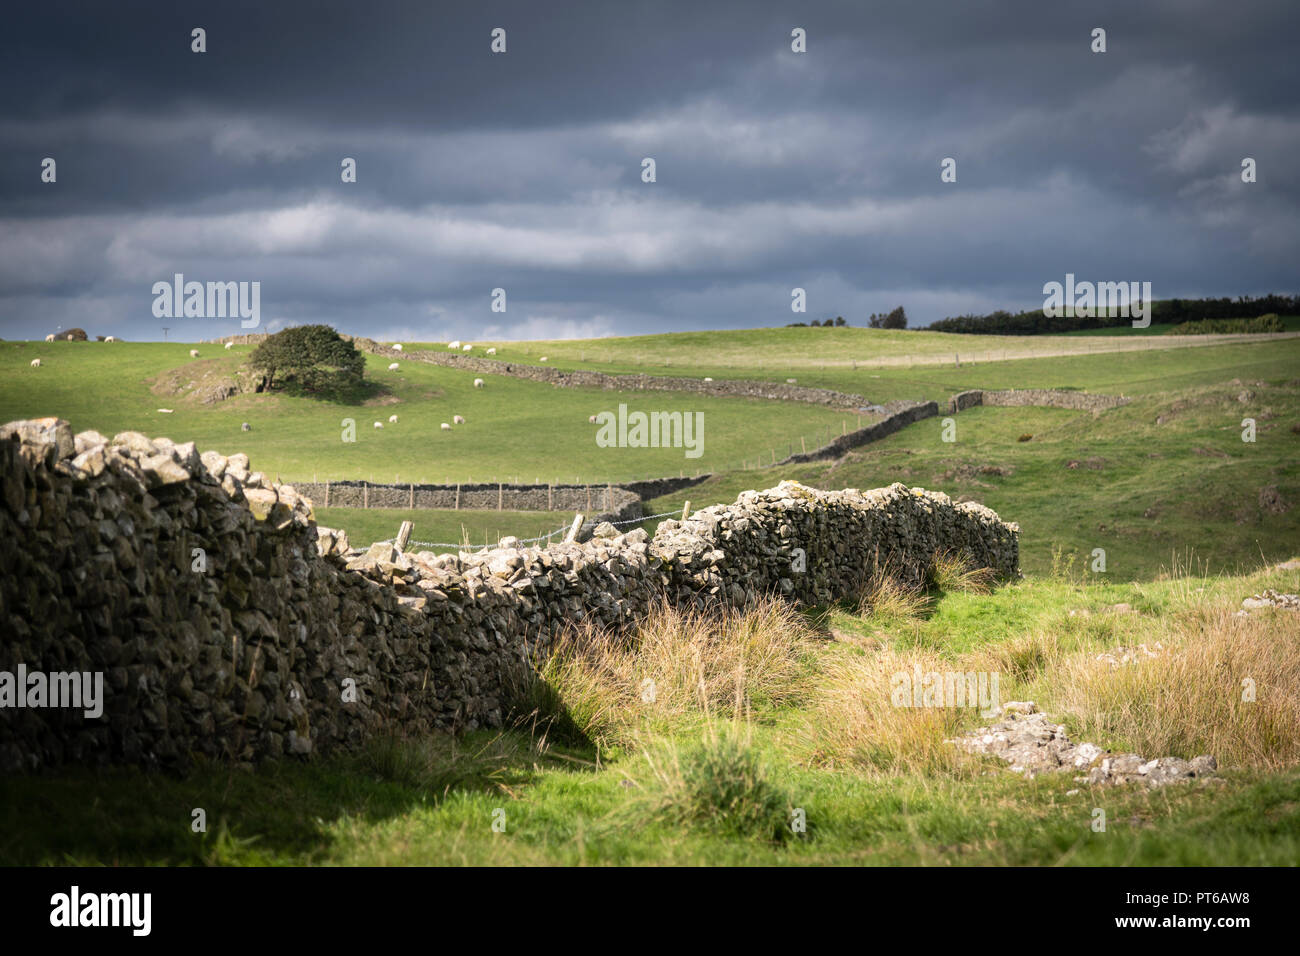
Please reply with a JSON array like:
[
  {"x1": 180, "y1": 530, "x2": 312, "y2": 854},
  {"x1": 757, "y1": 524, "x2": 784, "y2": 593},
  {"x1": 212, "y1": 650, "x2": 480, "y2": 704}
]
[
  {"x1": 800, "y1": 644, "x2": 978, "y2": 777},
  {"x1": 358, "y1": 732, "x2": 543, "y2": 796},
  {"x1": 626, "y1": 722, "x2": 795, "y2": 843},
  {"x1": 517, "y1": 598, "x2": 815, "y2": 750},
  {"x1": 927, "y1": 551, "x2": 997, "y2": 595},
  {"x1": 857, "y1": 572, "x2": 931, "y2": 621}
]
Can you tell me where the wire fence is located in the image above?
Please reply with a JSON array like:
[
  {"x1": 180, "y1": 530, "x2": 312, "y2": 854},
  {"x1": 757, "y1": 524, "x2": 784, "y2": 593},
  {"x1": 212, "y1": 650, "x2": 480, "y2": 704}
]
[{"x1": 380, "y1": 508, "x2": 687, "y2": 553}]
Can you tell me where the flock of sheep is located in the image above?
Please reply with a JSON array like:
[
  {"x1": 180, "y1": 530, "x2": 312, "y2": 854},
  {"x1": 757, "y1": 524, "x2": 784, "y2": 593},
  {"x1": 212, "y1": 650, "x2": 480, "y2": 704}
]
[
  {"x1": 379, "y1": 346, "x2": 480, "y2": 433},
  {"x1": 29, "y1": 336, "x2": 489, "y2": 439},
  {"x1": 31, "y1": 332, "x2": 118, "y2": 366}
]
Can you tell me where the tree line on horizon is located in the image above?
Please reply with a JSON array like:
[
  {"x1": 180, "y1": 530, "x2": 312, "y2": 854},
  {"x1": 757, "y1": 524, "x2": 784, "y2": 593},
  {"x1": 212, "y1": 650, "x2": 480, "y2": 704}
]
[{"x1": 926, "y1": 294, "x2": 1300, "y2": 335}]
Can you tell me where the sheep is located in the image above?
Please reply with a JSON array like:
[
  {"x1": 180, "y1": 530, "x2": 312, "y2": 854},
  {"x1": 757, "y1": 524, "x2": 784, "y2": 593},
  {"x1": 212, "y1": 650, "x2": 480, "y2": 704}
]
[
  {"x1": 588, "y1": 414, "x2": 597, "y2": 423},
  {"x1": 241, "y1": 422, "x2": 251, "y2": 432},
  {"x1": 30, "y1": 358, "x2": 41, "y2": 368},
  {"x1": 486, "y1": 347, "x2": 497, "y2": 355},
  {"x1": 473, "y1": 378, "x2": 484, "y2": 388},
  {"x1": 66, "y1": 334, "x2": 76, "y2": 341},
  {"x1": 453, "y1": 415, "x2": 465, "y2": 425},
  {"x1": 462, "y1": 343, "x2": 472, "y2": 351},
  {"x1": 388, "y1": 362, "x2": 400, "y2": 371},
  {"x1": 157, "y1": 408, "x2": 174, "y2": 414},
  {"x1": 539, "y1": 356, "x2": 548, "y2": 362},
  {"x1": 373, "y1": 421, "x2": 384, "y2": 429},
  {"x1": 703, "y1": 377, "x2": 713, "y2": 382},
  {"x1": 44, "y1": 334, "x2": 54, "y2": 342},
  {"x1": 447, "y1": 340, "x2": 461, "y2": 350},
  {"x1": 392, "y1": 344, "x2": 403, "y2": 352},
  {"x1": 105, "y1": 335, "x2": 117, "y2": 342},
  {"x1": 786, "y1": 378, "x2": 796, "y2": 384},
  {"x1": 388, "y1": 414, "x2": 398, "y2": 423},
  {"x1": 440, "y1": 422, "x2": 451, "y2": 431},
  {"x1": 224, "y1": 341, "x2": 234, "y2": 350},
  {"x1": 190, "y1": 349, "x2": 200, "y2": 358}
]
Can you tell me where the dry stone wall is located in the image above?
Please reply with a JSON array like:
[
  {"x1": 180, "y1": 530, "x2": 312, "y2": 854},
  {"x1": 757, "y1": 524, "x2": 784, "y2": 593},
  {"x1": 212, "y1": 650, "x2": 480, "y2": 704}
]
[
  {"x1": 298, "y1": 478, "x2": 643, "y2": 517},
  {"x1": 0, "y1": 418, "x2": 1018, "y2": 772},
  {"x1": 778, "y1": 400, "x2": 938, "y2": 464},
  {"x1": 351, "y1": 339, "x2": 873, "y2": 409},
  {"x1": 949, "y1": 389, "x2": 1130, "y2": 413}
]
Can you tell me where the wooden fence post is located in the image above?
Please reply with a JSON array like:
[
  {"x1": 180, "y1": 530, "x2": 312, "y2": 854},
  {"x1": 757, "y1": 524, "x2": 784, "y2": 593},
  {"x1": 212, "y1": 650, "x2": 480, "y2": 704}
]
[
  {"x1": 455, "y1": 484, "x2": 460, "y2": 510},
  {"x1": 681, "y1": 500, "x2": 691, "y2": 520},
  {"x1": 498, "y1": 482, "x2": 503, "y2": 511},
  {"x1": 395, "y1": 521, "x2": 413, "y2": 552},
  {"x1": 363, "y1": 481, "x2": 368, "y2": 509},
  {"x1": 325, "y1": 481, "x2": 331, "y2": 508}
]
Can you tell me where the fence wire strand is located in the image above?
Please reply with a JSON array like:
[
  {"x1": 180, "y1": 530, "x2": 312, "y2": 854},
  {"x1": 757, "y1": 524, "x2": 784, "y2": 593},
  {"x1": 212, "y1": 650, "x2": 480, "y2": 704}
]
[{"x1": 378, "y1": 508, "x2": 687, "y2": 552}]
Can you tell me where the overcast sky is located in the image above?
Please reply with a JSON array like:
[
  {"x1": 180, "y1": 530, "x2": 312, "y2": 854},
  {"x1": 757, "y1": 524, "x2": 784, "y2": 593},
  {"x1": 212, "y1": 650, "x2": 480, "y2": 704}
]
[{"x1": 2, "y1": 0, "x2": 1297, "y2": 342}]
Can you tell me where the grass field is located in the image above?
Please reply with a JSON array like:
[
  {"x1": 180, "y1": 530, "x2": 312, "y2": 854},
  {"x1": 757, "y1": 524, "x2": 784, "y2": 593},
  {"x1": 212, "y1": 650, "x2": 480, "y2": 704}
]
[
  {"x1": 4, "y1": 559, "x2": 1296, "y2": 865},
  {"x1": 646, "y1": 380, "x2": 1300, "y2": 580},
  {"x1": 4, "y1": 335, "x2": 1295, "y2": 570},
  {"x1": 413, "y1": 324, "x2": 1300, "y2": 375},
  {"x1": 0, "y1": 341, "x2": 852, "y2": 485},
  {"x1": 3, "y1": 326, "x2": 1298, "y2": 866}
]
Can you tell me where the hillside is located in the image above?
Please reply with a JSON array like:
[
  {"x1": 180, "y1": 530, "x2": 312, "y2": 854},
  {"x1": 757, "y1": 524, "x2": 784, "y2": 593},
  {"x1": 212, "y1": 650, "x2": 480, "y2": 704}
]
[{"x1": 3, "y1": 333, "x2": 1296, "y2": 578}]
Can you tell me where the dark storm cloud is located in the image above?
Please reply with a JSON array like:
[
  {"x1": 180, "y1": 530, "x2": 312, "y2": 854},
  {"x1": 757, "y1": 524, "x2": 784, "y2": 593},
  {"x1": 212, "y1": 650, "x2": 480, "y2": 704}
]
[{"x1": 1, "y1": 0, "x2": 1297, "y2": 341}]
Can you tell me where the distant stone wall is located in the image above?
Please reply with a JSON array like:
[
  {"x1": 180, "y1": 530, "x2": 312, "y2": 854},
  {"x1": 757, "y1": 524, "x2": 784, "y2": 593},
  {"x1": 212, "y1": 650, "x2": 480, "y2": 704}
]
[
  {"x1": 778, "y1": 401, "x2": 939, "y2": 464},
  {"x1": 0, "y1": 418, "x2": 1018, "y2": 771},
  {"x1": 350, "y1": 339, "x2": 872, "y2": 409},
  {"x1": 949, "y1": 389, "x2": 1130, "y2": 413},
  {"x1": 297, "y1": 479, "x2": 643, "y2": 516}
]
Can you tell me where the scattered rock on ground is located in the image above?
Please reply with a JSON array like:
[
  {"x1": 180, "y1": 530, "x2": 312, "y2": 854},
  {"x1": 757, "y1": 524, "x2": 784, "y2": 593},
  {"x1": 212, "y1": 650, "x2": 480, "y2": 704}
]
[{"x1": 947, "y1": 701, "x2": 1217, "y2": 788}]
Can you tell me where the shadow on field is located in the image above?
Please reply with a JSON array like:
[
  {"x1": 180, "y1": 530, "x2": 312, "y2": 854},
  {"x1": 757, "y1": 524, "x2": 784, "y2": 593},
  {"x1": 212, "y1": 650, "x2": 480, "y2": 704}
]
[{"x1": 0, "y1": 728, "x2": 592, "y2": 865}]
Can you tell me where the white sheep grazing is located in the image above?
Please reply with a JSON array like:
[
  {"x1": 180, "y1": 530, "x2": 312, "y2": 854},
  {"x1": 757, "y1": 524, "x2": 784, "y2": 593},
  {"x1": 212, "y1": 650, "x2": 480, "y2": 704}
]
[
  {"x1": 392, "y1": 344, "x2": 403, "y2": 352},
  {"x1": 440, "y1": 422, "x2": 451, "y2": 431},
  {"x1": 157, "y1": 408, "x2": 174, "y2": 414},
  {"x1": 224, "y1": 341, "x2": 234, "y2": 350},
  {"x1": 373, "y1": 421, "x2": 384, "y2": 429},
  {"x1": 453, "y1": 414, "x2": 465, "y2": 425},
  {"x1": 703, "y1": 377, "x2": 713, "y2": 382},
  {"x1": 448, "y1": 340, "x2": 461, "y2": 350},
  {"x1": 30, "y1": 358, "x2": 41, "y2": 368},
  {"x1": 44, "y1": 334, "x2": 54, "y2": 342},
  {"x1": 66, "y1": 334, "x2": 75, "y2": 341},
  {"x1": 105, "y1": 335, "x2": 117, "y2": 342},
  {"x1": 473, "y1": 378, "x2": 484, "y2": 388},
  {"x1": 462, "y1": 344, "x2": 472, "y2": 351},
  {"x1": 539, "y1": 356, "x2": 548, "y2": 362},
  {"x1": 190, "y1": 349, "x2": 200, "y2": 358},
  {"x1": 388, "y1": 362, "x2": 400, "y2": 371},
  {"x1": 388, "y1": 414, "x2": 398, "y2": 423},
  {"x1": 486, "y1": 347, "x2": 497, "y2": 355},
  {"x1": 588, "y1": 414, "x2": 597, "y2": 423}
]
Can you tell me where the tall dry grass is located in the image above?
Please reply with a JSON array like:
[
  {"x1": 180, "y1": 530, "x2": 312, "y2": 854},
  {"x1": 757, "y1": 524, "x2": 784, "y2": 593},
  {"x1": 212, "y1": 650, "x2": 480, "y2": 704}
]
[
  {"x1": 517, "y1": 597, "x2": 815, "y2": 750},
  {"x1": 799, "y1": 643, "x2": 980, "y2": 777},
  {"x1": 1044, "y1": 605, "x2": 1300, "y2": 770}
]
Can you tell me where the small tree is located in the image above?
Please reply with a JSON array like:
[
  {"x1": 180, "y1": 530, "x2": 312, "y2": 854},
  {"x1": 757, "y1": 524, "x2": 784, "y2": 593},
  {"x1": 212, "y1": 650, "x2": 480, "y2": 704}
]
[
  {"x1": 250, "y1": 325, "x2": 364, "y2": 394},
  {"x1": 834, "y1": 316, "x2": 846, "y2": 327},
  {"x1": 882, "y1": 306, "x2": 907, "y2": 329}
]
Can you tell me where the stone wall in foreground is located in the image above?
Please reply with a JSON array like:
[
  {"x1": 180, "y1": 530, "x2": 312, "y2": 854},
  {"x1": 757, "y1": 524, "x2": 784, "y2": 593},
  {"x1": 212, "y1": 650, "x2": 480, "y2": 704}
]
[{"x1": 0, "y1": 418, "x2": 1018, "y2": 772}]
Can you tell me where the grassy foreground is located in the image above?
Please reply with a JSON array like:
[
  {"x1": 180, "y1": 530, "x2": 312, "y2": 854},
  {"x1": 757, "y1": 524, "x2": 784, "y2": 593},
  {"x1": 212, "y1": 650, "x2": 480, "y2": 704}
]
[{"x1": 3, "y1": 557, "x2": 1297, "y2": 866}]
